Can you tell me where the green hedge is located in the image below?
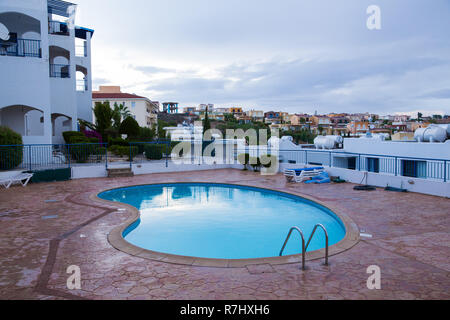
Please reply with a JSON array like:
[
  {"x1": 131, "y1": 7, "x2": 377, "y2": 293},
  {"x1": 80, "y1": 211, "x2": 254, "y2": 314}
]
[
  {"x1": 109, "y1": 137, "x2": 129, "y2": 146},
  {"x1": 144, "y1": 144, "x2": 165, "y2": 160},
  {"x1": 62, "y1": 131, "x2": 86, "y2": 144},
  {"x1": 68, "y1": 144, "x2": 106, "y2": 163},
  {"x1": 0, "y1": 126, "x2": 23, "y2": 170},
  {"x1": 109, "y1": 145, "x2": 138, "y2": 160}
]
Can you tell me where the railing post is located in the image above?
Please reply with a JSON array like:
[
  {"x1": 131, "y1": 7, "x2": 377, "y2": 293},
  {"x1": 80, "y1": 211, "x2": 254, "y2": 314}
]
[
  {"x1": 67, "y1": 145, "x2": 71, "y2": 168},
  {"x1": 395, "y1": 157, "x2": 397, "y2": 176},
  {"x1": 166, "y1": 142, "x2": 169, "y2": 168},
  {"x1": 129, "y1": 144, "x2": 132, "y2": 169},
  {"x1": 305, "y1": 150, "x2": 308, "y2": 165},
  {"x1": 28, "y1": 145, "x2": 32, "y2": 171},
  {"x1": 444, "y1": 160, "x2": 447, "y2": 182},
  {"x1": 105, "y1": 143, "x2": 108, "y2": 170}
]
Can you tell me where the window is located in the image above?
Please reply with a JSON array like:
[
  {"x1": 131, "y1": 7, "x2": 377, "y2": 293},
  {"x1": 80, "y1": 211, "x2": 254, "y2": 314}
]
[
  {"x1": 367, "y1": 158, "x2": 379, "y2": 173},
  {"x1": 131, "y1": 101, "x2": 136, "y2": 108},
  {"x1": 347, "y1": 157, "x2": 357, "y2": 170},
  {"x1": 402, "y1": 160, "x2": 427, "y2": 178}
]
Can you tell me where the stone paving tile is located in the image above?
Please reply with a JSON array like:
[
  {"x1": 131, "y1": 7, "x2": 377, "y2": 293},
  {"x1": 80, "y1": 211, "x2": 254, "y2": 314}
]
[{"x1": 0, "y1": 169, "x2": 449, "y2": 300}]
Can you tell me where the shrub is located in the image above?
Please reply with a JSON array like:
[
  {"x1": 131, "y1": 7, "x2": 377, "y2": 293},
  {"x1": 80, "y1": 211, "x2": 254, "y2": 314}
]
[
  {"x1": 260, "y1": 154, "x2": 277, "y2": 168},
  {"x1": 249, "y1": 156, "x2": 261, "y2": 171},
  {"x1": 109, "y1": 137, "x2": 129, "y2": 146},
  {"x1": 138, "y1": 127, "x2": 156, "y2": 141},
  {"x1": 62, "y1": 131, "x2": 85, "y2": 144},
  {"x1": 238, "y1": 153, "x2": 250, "y2": 170},
  {"x1": 144, "y1": 144, "x2": 164, "y2": 160},
  {"x1": 119, "y1": 117, "x2": 140, "y2": 138},
  {"x1": 0, "y1": 126, "x2": 23, "y2": 170},
  {"x1": 109, "y1": 145, "x2": 138, "y2": 160}
]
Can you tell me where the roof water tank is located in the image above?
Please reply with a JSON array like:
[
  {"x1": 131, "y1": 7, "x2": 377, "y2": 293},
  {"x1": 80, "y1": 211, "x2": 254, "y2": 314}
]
[
  {"x1": 414, "y1": 125, "x2": 447, "y2": 142},
  {"x1": 314, "y1": 136, "x2": 340, "y2": 149}
]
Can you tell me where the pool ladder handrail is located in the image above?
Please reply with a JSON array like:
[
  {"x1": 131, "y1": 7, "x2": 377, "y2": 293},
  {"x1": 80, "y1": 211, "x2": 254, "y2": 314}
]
[{"x1": 279, "y1": 224, "x2": 329, "y2": 270}]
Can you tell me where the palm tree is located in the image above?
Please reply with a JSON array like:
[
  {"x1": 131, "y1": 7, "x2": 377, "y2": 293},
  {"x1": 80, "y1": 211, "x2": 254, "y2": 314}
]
[{"x1": 113, "y1": 103, "x2": 131, "y2": 123}]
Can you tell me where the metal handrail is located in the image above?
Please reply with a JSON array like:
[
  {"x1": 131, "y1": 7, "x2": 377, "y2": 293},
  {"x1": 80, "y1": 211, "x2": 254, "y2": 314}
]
[
  {"x1": 279, "y1": 226, "x2": 306, "y2": 270},
  {"x1": 305, "y1": 224, "x2": 329, "y2": 266}
]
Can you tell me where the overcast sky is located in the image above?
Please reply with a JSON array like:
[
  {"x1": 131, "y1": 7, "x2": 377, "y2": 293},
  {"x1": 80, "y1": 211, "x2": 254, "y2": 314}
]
[{"x1": 73, "y1": 0, "x2": 450, "y2": 116}]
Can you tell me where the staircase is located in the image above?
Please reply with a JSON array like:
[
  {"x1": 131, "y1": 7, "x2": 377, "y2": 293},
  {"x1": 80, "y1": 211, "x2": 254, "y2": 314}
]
[{"x1": 107, "y1": 167, "x2": 134, "y2": 178}]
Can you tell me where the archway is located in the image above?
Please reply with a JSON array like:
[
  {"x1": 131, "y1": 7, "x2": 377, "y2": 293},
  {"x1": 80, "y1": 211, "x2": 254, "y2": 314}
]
[
  {"x1": 52, "y1": 113, "x2": 72, "y2": 144},
  {"x1": 0, "y1": 105, "x2": 44, "y2": 137},
  {"x1": 76, "y1": 65, "x2": 88, "y2": 91},
  {"x1": 49, "y1": 45, "x2": 70, "y2": 78}
]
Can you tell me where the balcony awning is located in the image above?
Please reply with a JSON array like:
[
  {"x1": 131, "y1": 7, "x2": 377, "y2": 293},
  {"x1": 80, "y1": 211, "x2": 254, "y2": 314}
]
[
  {"x1": 48, "y1": 0, "x2": 76, "y2": 18},
  {"x1": 75, "y1": 26, "x2": 95, "y2": 39}
]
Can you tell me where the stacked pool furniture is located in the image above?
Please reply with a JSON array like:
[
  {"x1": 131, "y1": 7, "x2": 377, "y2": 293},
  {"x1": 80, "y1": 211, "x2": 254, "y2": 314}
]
[{"x1": 284, "y1": 167, "x2": 325, "y2": 183}]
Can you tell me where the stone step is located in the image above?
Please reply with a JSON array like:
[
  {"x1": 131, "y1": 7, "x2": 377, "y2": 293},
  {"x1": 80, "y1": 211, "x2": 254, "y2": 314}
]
[{"x1": 107, "y1": 168, "x2": 134, "y2": 178}]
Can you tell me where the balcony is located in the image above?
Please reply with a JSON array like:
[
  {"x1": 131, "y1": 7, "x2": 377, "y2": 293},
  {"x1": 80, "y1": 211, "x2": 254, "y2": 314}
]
[
  {"x1": 76, "y1": 79, "x2": 88, "y2": 91},
  {"x1": 0, "y1": 38, "x2": 42, "y2": 58},
  {"x1": 75, "y1": 42, "x2": 87, "y2": 57},
  {"x1": 48, "y1": 21, "x2": 69, "y2": 36},
  {"x1": 49, "y1": 64, "x2": 70, "y2": 78}
]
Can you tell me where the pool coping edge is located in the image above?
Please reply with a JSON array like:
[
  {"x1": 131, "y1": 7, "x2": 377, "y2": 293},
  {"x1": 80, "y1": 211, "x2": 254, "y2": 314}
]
[{"x1": 91, "y1": 182, "x2": 360, "y2": 268}]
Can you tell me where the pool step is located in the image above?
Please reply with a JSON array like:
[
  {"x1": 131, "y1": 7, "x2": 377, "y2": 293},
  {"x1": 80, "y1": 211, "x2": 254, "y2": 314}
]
[{"x1": 107, "y1": 167, "x2": 134, "y2": 178}]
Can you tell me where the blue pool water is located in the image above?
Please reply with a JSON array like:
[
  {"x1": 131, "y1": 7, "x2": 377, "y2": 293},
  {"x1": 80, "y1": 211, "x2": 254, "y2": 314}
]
[{"x1": 98, "y1": 183, "x2": 346, "y2": 259}]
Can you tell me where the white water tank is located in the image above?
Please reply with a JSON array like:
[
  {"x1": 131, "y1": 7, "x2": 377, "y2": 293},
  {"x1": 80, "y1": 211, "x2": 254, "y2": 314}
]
[
  {"x1": 437, "y1": 124, "x2": 450, "y2": 138},
  {"x1": 414, "y1": 125, "x2": 447, "y2": 142},
  {"x1": 314, "y1": 135, "x2": 342, "y2": 149}
]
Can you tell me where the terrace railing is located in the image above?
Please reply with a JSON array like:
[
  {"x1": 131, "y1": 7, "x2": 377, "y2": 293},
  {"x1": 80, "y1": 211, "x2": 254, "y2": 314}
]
[
  {"x1": 50, "y1": 64, "x2": 70, "y2": 78},
  {"x1": 275, "y1": 148, "x2": 449, "y2": 182},
  {"x1": 0, "y1": 143, "x2": 107, "y2": 172},
  {"x1": 76, "y1": 79, "x2": 88, "y2": 91},
  {"x1": 1, "y1": 142, "x2": 448, "y2": 183},
  {"x1": 48, "y1": 21, "x2": 69, "y2": 36},
  {"x1": 0, "y1": 39, "x2": 42, "y2": 58}
]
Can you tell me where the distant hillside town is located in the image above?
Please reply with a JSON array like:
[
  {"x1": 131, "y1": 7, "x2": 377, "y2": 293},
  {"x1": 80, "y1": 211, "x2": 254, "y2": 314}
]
[{"x1": 93, "y1": 86, "x2": 449, "y2": 142}]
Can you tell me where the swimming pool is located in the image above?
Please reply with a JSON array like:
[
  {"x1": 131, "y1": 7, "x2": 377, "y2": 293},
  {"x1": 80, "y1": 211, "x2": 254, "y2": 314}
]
[{"x1": 99, "y1": 183, "x2": 346, "y2": 260}]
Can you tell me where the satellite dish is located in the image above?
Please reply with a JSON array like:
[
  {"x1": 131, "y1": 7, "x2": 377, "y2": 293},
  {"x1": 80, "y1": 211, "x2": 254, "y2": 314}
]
[{"x1": 0, "y1": 23, "x2": 9, "y2": 41}]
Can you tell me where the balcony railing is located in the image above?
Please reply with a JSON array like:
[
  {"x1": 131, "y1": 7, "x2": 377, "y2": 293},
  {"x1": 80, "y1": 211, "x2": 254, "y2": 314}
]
[
  {"x1": 48, "y1": 21, "x2": 69, "y2": 36},
  {"x1": 77, "y1": 79, "x2": 88, "y2": 91},
  {"x1": 0, "y1": 39, "x2": 42, "y2": 58},
  {"x1": 75, "y1": 43, "x2": 87, "y2": 57},
  {"x1": 49, "y1": 64, "x2": 70, "y2": 78}
]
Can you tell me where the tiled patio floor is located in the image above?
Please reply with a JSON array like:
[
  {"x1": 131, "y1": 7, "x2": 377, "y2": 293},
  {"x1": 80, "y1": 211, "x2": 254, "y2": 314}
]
[{"x1": 0, "y1": 169, "x2": 449, "y2": 300}]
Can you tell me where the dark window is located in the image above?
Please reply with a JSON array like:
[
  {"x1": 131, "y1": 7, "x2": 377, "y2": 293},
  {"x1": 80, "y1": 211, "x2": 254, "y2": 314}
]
[
  {"x1": 367, "y1": 158, "x2": 379, "y2": 173},
  {"x1": 402, "y1": 160, "x2": 426, "y2": 178},
  {"x1": 347, "y1": 157, "x2": 356, "y2": 170}
]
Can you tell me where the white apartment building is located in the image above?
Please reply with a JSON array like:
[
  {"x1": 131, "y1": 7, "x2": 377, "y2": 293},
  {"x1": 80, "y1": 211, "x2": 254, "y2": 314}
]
[
  {"x1": 0, "y1": 0, "x2": 94, "y2": 144},
  {"x1": 92, "y1": 86, "x2": 158, "y2": 128}
]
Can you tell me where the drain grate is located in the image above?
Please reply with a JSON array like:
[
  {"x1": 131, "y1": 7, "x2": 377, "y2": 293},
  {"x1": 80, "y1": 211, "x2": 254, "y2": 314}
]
[
  {"x1": 42, "y1": 214, "x2": 59, "y2": 220},
  {"x1": 44, "y1": 200, "x2": 60, "y2": 203}
]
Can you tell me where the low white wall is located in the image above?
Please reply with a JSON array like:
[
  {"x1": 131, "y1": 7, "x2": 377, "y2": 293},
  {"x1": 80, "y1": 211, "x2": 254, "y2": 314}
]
[
  {"x1": 132, "y1": 162, "x2": 240, "y2": 175},
  {"x1": 71, "y1": 165, "x2": 107, "y2": 179},
  {"x1": 70, "y1": 162, "x2": 241, "y2": 180},
  {"x1": 279, "y1": 163, "x2": 450, "y2": 198}
]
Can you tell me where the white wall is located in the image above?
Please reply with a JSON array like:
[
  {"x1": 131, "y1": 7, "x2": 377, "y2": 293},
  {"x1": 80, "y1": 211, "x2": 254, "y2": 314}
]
[{"x1": 280, "y1": 163, "x2": 450, "y2": 198}]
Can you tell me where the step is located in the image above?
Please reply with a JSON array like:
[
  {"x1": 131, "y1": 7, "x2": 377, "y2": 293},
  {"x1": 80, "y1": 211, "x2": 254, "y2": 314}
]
[{"x1": 107, "y1": 168, "x2": 134, "y2": 178}]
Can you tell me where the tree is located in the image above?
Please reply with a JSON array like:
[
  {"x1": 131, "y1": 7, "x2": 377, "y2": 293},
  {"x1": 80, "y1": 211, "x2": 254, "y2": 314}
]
[
  {"x1": 119, "y1": 116, "x2": 140, "y2": 138},
  {"x1": 93, "y1": 101, "x2": 114, "y2": 141},
  {"x1": 203, "y1": 106, "x2": 211, "y2": 135},
  {"x1": 113, "y1": 102, "x2": 131, "y2": 128},
  {"x1": 417, "y1": 112, "x2": 423, "y2": 121}
]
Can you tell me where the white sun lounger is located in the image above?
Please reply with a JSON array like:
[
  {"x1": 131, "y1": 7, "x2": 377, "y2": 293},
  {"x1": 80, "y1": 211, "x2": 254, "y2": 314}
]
[
  {"x1": 0, "y1": 172, "x2": 34, "y2": 189},
  {"x1": 284, "y1": 167, "x2": 324, "y2": 183}
]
